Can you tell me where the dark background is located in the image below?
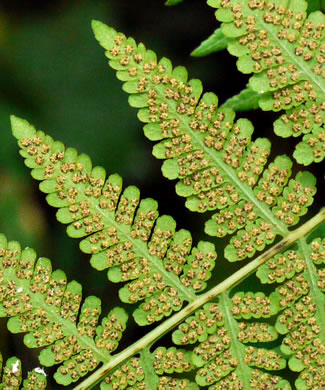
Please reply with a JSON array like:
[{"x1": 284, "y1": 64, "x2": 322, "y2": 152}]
[{"x1": 0, "y1": 1, "x2": 323, "y2": 388}]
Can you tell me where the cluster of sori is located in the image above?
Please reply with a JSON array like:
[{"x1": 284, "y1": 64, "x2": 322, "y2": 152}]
[
  {"x1": 0, "y1": 234, "x2": 128, "y2": 385},
  {"x1": 102, "y1": 352, "x2": 197, "y2": 390},
  {"x1": 257, "y1": 249, "x2": 305, "y2": 283},
  {"x1": 207, "y1": 0, "x2": 325, "y2": 165},
  {"x1": 231, "y1": 291, "x2": 277, "y2": 318}
]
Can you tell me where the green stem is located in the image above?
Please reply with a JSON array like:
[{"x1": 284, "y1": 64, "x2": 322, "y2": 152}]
[{"x1": 73, "y1": 208, "x2": 325, "y2": 390}]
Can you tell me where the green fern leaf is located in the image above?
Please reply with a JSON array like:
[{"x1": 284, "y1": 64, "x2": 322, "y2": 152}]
[
  {"x1": 191, "y1": 28, "x2": 230, "y2": 57},
  {"x1": 0, "y1": 234, "x2": 128, "y2": 385},
  {"x1": 207, "y1": 0, "x2": 325, "y2": 165},
  {"x1": 0, "y1": 355, "x2": 47, "y2": 389},
  {"x1": 8, "y1": 16, "x2": 325, "y2": 390},
  {"x1": 10, "y1": 114, "x2": 325, "y2": 389},
  {"x1": 92, "y1": 21, "x2": 317, "y2": 262},
  {"x1": 86, "y1": 217, "x2": 324, "y2": 390},
  {"x1": 11, "y1": 116, "x2": 218, "y2": 326},
  {"x1": 221, "y1": 86, "x2": 264, "y2": 111},
  {"x1": 256, "y1": 237, "x2": 325, "y2": 389}
]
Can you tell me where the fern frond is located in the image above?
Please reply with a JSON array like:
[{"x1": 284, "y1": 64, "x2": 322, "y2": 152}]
[
  {"x1": 0, "y1": 355, "x2": 47, "y2": 389},
  {"x1": 11, "y1": 116, "x2": 218, "y2": 326},
  {"x1": 92, "y1": 21, "x2": 317, "y2": 262},
  {"x1": 0, "y1": 234, "x2": 128, "y2": 385},
  {"x1": 207, "y1": 0, "x2": 325, "y2": 165},
  {"x1": 256, "y1": 237, "x2": 325, "y2": 389}
]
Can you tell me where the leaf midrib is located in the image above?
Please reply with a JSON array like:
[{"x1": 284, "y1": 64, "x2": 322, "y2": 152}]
[
  {"x1": 73, "y1": 184, "x2": 197, "y2": 302},
  {"x1": 221, "y1": 292, "x2": 251, "y2": 389}
]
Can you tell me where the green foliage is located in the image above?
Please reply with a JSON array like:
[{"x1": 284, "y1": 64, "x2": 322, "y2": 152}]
[
  {"x1": 191, "y1": 28, "x2": 230, "y2": 57},
  {"x1": 0, "y1": 234, "x2": 127, "y2": 385},
  {"x1": 207, "y1": 0, "x2": 325, "y2": 165},
  {"x1": 1, "y1": 2, "x2": 324, "y2": 390},
  {"x1": 221, "y1": 86, "x2": 263, "y2": 111},
  {"x1": 0, "y1": 355, "x2": 47, "y2": 389},
  {"x1": 172, "y1": 295, "x2": 291, "y2": 389},
  {"x1": 93, "y1": 21, "x2": 317, "y2": 263},
  {"x1": 11, "y1": 116, "x2": 217, "y2": 326},
  {"x1": 257, "y1": 237, "x2": 325, "y2": 389},
  {"x1": 100, "y1": 347, "x2": 198, "y2": 390}
]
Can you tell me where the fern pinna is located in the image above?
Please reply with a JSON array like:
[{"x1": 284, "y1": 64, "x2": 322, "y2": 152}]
[
  {"x1": 1, "y1": 3, "x2": 324, "y2": 390},
  {"x1": 92, "y1": 21, "x2": 317, "y2": 263},
  {"x1": 207, "y1": 0, "x2": 325, "y2": 165},
  {"x1": 11, "y1": 116, "x2": 218, "y2": 327}
]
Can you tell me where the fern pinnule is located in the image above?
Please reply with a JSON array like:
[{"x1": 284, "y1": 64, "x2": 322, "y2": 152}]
[
  {"x1": 256, "y1": 237, "x2": 325, "y2": 389},
  {"x1": 92, "y1": 21, "x2": 317, "y2": 262},
  {"x1": 0, "y1": 233, "x2": 128, "y2": 385},
  {"x1": 207, "y1": 0, "x2": 325, "y2": 165},
  {"x1": 101, "y1": 348, "x2": 198, "y2": 390},
  {"x1": 11, "y1": 116, "x2": 218, "y2": 326},
  {"x1": 0, "y1": 355, "x2": 47, "y2": 389}
]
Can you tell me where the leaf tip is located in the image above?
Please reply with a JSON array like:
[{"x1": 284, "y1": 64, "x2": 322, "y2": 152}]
[
  {"x1": 10, "y1": 115, "x2": 36, "y2": 139},
  {"x1": 91, "y1": 19, "x2": 103, "y2": 32}
]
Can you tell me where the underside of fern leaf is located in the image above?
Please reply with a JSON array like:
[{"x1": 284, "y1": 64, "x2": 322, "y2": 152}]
[
  {"x1": 171, "y1": 293, "x2": 291, "y2": 390},
  {"x1": 77, "y1": 215, "x2": 325, "y2": 390},
  {"x1": 0, "y1": 234, "x2": 128, "y2": 385},
  {"x1": 207, "y1": 0, "x2": 325, "y2": 165},
  {"x1": 92, "y1": 21, "x2": 317, "y2": 263},
  {"x1": 101, "y1": 294, "x2": 290, "y2": 390},
  {"x1": 11, "y1": 116, "x2": 218, "y2": 326},
  {"x1": 1, "y1": 216, "x2": 324, "y2": 389},
  {"x1": 0, "y1": 354, "x2": 47, "y2": 389},
  {"x1": 257, "y1": 236, "x2": 325, "y2": 389}
]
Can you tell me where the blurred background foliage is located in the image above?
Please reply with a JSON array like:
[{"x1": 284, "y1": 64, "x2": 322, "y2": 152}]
[{"x1": 0, "y1": 1, "x2": 323, "y2": 388}]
